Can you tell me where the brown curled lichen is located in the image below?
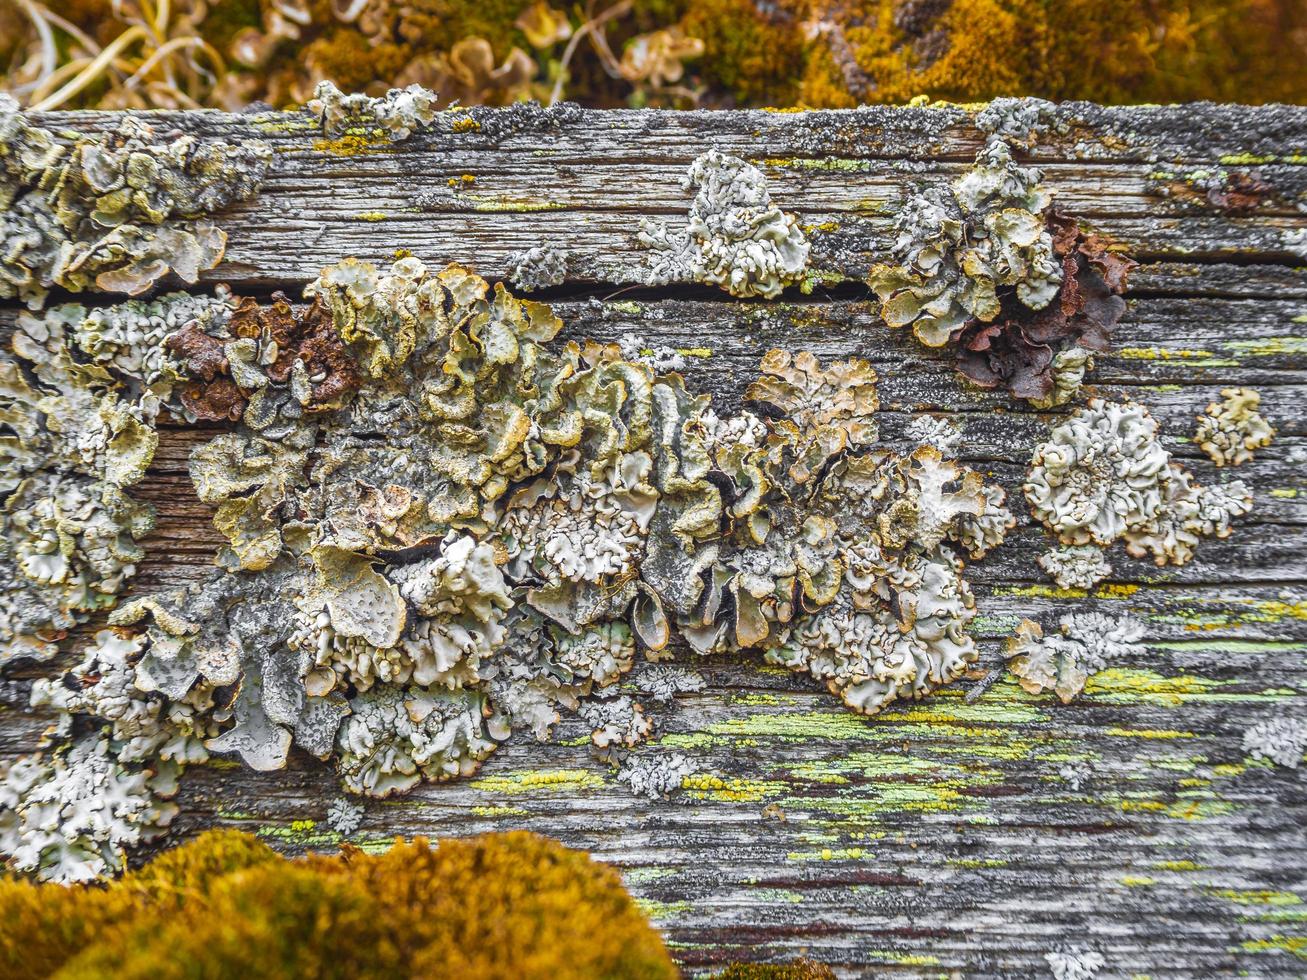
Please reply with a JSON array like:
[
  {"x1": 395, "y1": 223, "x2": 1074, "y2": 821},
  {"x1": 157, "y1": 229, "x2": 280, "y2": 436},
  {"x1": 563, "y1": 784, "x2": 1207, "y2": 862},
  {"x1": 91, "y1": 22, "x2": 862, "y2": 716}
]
[
  {"x1": 955, "y1": 210, "x2": 1135, "y2": 403},
  {"x1": 870, "y1": 141, "x2": 1134, "y2": 404},
  {"x1": 167, "y1": 293, "x2": 362, "y2": 424}
]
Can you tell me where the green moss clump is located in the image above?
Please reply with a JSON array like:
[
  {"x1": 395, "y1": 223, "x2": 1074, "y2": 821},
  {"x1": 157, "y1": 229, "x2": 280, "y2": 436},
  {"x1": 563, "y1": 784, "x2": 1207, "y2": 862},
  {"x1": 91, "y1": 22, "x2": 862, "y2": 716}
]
[{"x1": 0, "y1": 830, "x2": 679, "y2": 980}]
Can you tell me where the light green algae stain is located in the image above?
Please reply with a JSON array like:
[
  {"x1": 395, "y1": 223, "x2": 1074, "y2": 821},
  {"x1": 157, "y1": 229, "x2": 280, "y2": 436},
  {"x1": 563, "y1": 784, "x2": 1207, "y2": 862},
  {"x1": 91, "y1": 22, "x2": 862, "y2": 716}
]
[
  {"x1": 1084, "y1": 668, "x2": 1296, "y2": 707},
  {"x1": 1222, "y1": 336, "x2": 1307, "y2": 357},
  {"x1": 469, "y1": 768, "x2": 606, "y2": 794},
  {"x1": 634, "y1": 899, "x2": 695, "y2": 921}
]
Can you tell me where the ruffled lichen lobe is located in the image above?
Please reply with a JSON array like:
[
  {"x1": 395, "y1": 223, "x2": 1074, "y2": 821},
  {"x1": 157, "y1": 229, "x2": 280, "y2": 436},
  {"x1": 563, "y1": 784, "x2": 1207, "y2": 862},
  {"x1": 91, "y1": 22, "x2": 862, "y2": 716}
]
[
  {"x1": 1005, "y1": 613, "x2": 1146, "y2": 703},
  {"x1": 868, "y1": 139, "x2": 1133, "y2": 402},
  {"x1": 1195, "y1": 387, "x2": 1275, "y2": 467},
  {"x1": 308, "y1": 80, "x2": 437, "y2": 140},
  {"x1": 1, "y1": 99, "x2": 270, "y2": 308},
  {"x1": 639, "y1": 148, "x2": 810, "y2": 298},
  {"x1": 1024, "y1": 397, "x2": 1252, "y2": 587}
]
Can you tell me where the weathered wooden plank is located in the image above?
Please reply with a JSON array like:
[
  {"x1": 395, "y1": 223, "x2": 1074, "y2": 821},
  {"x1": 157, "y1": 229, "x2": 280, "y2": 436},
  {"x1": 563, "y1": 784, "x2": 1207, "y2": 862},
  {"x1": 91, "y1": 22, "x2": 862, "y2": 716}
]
[
  {"x1": 3, "y1": 103, "x2": 1306, "y2": 978},
  {"x1": 21, "y1": 103, "x2": 1307, "y2": 297}
]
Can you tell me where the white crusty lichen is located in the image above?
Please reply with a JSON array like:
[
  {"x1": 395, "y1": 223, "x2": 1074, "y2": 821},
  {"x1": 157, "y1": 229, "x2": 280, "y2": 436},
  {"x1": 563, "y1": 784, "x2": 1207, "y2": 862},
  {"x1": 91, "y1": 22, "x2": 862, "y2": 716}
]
[
  {"x1": 6, "y1": 254, "x2": 1026, "y2": 876},
  {"x1": 904, "y1": 414, "x2": 962, "y2": 458},
  {"x1": 1195, "y1": 387, "x2": 1275, "y2": 467},
  {"x1": 325, "y1": 797, "x2": 366, "y2": 835},
  {"x1": 1005, "y1": 612, "x2": 1146, "y2": 703},
  {"x1": 617, "y1": 752, "x2": 694, "y2": 800},
  {"x1": 508, "y1": 244, "x2": 567, "y2": 292},
  {"x1": 1036, "y1": 545, "x2": 1113, "y2": 592},
  {"x1": 309, "y1": 80, "x2": 437, "y2": 140},
  {"x1": 1024, "y1": 397, "x2": 1253, "y2": 586},
  {"x1": 0, "y1": 104, "x2": 269, "y2": 308},
  {"x1": 1046, "y1": 948, "x2": 1106, "y2": 980},
  {"x1": 618, "y1": 333, "x2": 687, "y2": 373},
  {"x1": 1242, "y1": 716, "x2": 1307, "y2": 769},
  {"x1": 869, "y1": 137, "x2": 1060, "y2": 347},
  {"x1": 638, "y1": 149, "x2": 809, "y2": 298},
  {"x1": 0, "y1": 733, "x2": 178, "y2": 882}
]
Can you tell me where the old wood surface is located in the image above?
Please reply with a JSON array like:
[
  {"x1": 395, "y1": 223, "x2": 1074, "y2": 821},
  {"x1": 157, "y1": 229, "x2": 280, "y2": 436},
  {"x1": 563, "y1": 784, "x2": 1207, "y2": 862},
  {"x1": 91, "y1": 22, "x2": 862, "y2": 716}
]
[{"x1": 3, "y1": 101, "x2": 1307, "y2": 977}]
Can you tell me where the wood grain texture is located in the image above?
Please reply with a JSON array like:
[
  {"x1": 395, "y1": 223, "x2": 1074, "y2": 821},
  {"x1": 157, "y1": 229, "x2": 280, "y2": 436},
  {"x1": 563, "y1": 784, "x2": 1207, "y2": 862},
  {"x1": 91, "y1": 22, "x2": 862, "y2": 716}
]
[{"x1": 4, "y1": 102, "x2": 1307, "y2": 978}]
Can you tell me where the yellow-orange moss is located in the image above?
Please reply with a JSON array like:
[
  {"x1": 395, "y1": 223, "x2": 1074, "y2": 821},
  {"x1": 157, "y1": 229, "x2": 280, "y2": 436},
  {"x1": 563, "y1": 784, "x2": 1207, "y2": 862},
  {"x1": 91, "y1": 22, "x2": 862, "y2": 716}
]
[
  {"x1": 0, "y1": 830, "x2": 678, "y2": 980},
  {"x1": 791, "y1": 0, "x2": 1306, "y2": 107},
  {"x1": 677, "y1": 0, "x2": 808, "y2": 106}
]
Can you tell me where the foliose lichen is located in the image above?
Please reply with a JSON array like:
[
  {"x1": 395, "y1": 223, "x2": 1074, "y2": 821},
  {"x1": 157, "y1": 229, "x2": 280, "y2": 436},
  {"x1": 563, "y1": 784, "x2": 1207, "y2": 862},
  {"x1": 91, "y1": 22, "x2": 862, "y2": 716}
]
[
  {"x1": 325, "y1": 796, "x2": 365, "y2": 835},
  {"x1": 639, "y1": 149, "x2": 809, "y2": 298},
  {"x1": 1005, "y1": 612, "x2": 1146, "y2": 703},
  {"x1": 1, "y1": 100, "x2": 270, "y2": 309},
  {"x1": 1024, "y1": 397, "x2": 1253, "y2": 587},
  {"x1": 6, "y1": 255, "x2": 1020, "y2": 869},
  {"x1": 1036, "y1": 544, "x2": 1114, "y2": 592},
  {"x1": 1242, "y1": 716, "x2": 1307, "y2": 769},
  {"x1": 0, "y1": 732, "x2": 178, "y2": 883},
  {"x1": 308, "y1": 80, "x2": 437, "y2": 140},
  {"x1": 0, "y1": 295, "x2": 216, "y2": 663},
  {"x1": 868, "y1": 139, "x2": 1134, "y2": 403},
  {"x1": 1194, "y1": 387, "x2": 1275, "y2": 467}
]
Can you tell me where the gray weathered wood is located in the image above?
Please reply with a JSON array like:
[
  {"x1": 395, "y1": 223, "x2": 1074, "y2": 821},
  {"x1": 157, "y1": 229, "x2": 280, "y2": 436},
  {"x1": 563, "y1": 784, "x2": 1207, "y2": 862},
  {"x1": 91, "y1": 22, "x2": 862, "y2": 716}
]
[{"x1": 3, "y1": 102, "x2": 1306, "y2": 978}]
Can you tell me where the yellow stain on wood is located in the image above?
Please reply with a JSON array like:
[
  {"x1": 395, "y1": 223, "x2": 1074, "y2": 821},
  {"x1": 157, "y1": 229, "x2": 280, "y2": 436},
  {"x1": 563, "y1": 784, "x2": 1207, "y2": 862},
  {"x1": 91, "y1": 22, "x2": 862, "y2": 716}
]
[
  {"x1": 1105, "y1": 727, "x2": 1195, "y2": 739},
  {"x1": 1209, "y1": 888, "x2": 1302, "y2": 906},
  {"x1": 1117, "y1": 346, "x2": 1239, "y2": 367},
  {"x1": 469, "y1": 768, "x2": 606, "y2": 794},
  {"x1": 1237, "y1": 936, "x2": 1307, "y2": 961},
  {"x1": 682, "y1": 773, "x2": 786, "y2": 803}
]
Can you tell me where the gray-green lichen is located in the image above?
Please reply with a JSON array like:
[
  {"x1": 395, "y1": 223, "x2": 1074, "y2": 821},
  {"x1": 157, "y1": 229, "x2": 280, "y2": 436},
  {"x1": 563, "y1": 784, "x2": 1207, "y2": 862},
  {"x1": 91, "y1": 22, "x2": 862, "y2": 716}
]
[
  {"x1": 0, "y1": 101, "x2": 269, "y2": 308},
  {"x1": 1006, "y1": 612, "x2": 1145, "y2": 703},
  {"x1": 1194, "y1": 386, "x2": 1275, "y2": 467},
  {"x1": 867, "y1": 141, "x2": 1133, "y2": 404},
  {"x1": 868, "y1": 138, "x2": 1060, "y2": 347},
  {"x1": 508, "y1": 244, "x2": 567, "y2": 292},
  {"x1": 7, "y1": 257, "x2": 1018, "y2": 863},
  {"x1": 1024, "y1": 397, "x2": 1253, "y2": 587},
  {"x1": 309, "y1": 80, "x2": 437, "y2": 140},
  {"x1": 0, "y1": 295, "x2": 209, "y2": 663},
  {"x1": 326, "y1": 797, "x2": 365, "y2": 835},
  {"x1": 638, "y1": 149, "x2": 810, "y2": 298},
  {"x1": 1036, "y1": 544, "x2": 1113, "y2": 591}
]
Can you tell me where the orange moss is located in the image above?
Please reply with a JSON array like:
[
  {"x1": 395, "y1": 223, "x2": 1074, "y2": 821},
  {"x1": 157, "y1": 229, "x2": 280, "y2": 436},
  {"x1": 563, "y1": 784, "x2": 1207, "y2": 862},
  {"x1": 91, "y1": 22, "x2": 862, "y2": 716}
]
[
  {"x1": 0, "y1": 830, "x2": 679, "y2": 980},
  {"x1": 677, "y1": 0, "x2": 808, "y2": 106},
  {"x1": 792, "y1": 0, "x2": 1306, "y2": 107}
]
